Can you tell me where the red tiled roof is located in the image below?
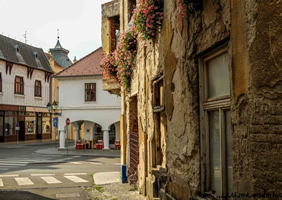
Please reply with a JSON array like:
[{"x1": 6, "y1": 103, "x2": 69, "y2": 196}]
[{"x1": 55, "y1": 47, "x2": 103, "y2": 77}]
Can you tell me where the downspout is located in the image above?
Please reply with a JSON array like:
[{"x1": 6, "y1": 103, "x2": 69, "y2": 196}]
[{"x1": 49, "y1": 74, "x2": 53, "y2": 140}]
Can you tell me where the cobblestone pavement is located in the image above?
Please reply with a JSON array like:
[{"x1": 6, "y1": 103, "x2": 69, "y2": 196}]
[{"x1": 86, "y1": 182, "x2": 145, "y2": 200}]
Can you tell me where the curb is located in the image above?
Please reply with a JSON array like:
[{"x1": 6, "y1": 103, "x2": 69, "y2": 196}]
[{"x1": 33, "y1": 151, "x2": 121, "y2": 158}]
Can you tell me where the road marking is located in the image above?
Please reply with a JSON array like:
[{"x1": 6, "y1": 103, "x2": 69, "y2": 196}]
[
  {"x1": 15, "y1": 177, "x2": 34, "y2": 185},
  {"x1": 0, "y1": 175, "x2": 19, "y2": 177},
  {"x1": 64, "y1": 176, "x2": 88, "y2": 183},
  {"x1": 88, "y1": 162, "x2": 102, "y2": 165},
  {"x1": 64, "y1": 173, "x2": 87, "y2": 176},
  {"x1": 0, "y1": 163, "x2": 26, "y2": 166},
  {"x1": 0, "y1": 161, "x2": 28, "y2": 164},
  {"x1": 41, "y1": 176, "x2": 62, "y2": 184},
  {"x1": 69, "y1": 162, "x2": 81, "y2": 164},
  {"x1": 0, "y1": 178, "x2": 3, "y2": 186},
  {"x1": 31, "y1": 174, "x2": 55, "y2": 176},
  {"x1": 56, "y1": 193, "x2": 80, "y2": 198}
]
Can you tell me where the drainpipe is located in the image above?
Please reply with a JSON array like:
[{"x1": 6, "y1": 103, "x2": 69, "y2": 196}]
[{"x1": 49, "y1": 75, "x2": 53, "y2": 139}]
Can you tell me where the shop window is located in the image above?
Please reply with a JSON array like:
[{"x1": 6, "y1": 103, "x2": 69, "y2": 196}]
[
  {"x1": 4, "y1": 112, "x2": 17, "y2": 136},
  {"x1": 199, "y1": 44, "x2": 233, "y2": 197},
  {"x1": 85, "y1": 83, "x2": 96, "y2": 101},
  {"x1": 42, "y1": 117, "x2": 50, "y2": 134},
  {"x1": 15, "y1": 76, "x2": 24, "y2": 95},
  {"x1": 152, "y1": 77, "x2": 166, "y2": 168},
  {"x1": 34, "y1": 80, "x2": 41, "y2": 97},
  {"x1": 25, "y1": 113, "x2": 36, "y2": 134},
  {"x1": 0, "y1": 72, "x2": 2, "y2": 92}
]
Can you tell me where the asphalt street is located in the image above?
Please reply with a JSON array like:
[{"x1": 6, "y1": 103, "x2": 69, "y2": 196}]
[{"x1": 0, "y1": 142, "x2": 121, "y2": 200}]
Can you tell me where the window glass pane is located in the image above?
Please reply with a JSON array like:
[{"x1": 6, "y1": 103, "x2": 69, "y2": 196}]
[
  {"x1": 25, "y1": 118, "x2": 36, "y2": 134},
  {"x1": 209, "y1": 110, "x2": 222, "y2": 195},
  {"x1": 225, "y1": 110, "x2": 233, "y2": 196},
  {"x1": 4, "y1": 115, "x2": 17, "y2": 136},
  {"x1": 42, "y1": 118, "x2": 50, "y2": 133},
  {"x1": 207, "y1": 52, "x2": 230, "y2": 98}
]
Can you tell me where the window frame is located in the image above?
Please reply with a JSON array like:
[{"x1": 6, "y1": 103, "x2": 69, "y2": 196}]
[
  {"x1": 14, "y1": 76, "x2": 24, "y2": 95},
  {"x1": 34, "y1": 80, "x2": 42, "y2": 97},
  {"x1": 199, "y1": 44, "x2": 233, "y2": 198},
  {"x1": 85, "y1": 83, "x2": 96, "y2": 102}
]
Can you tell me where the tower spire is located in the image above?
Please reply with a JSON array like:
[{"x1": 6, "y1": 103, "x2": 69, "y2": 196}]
[{"x1": 57, "y1": 29, "x2": 60, "y2": 40}]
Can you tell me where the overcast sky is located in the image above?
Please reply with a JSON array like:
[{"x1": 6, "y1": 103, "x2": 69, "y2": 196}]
[{"x1": 0, "y1": 0, "x2": 109, "y2": 61}]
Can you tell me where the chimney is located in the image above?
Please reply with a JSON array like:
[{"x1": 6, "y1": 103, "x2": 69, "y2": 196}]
[{"x1": 73, "y1": 56, "x2": 77, "y2": 63}]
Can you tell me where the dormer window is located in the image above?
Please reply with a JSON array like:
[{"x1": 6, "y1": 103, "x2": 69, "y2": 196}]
[
  {"x1": 14, "y1": 45, "x2": 20, "y2": 53},
  {"x1": 33, "y1": 51, "x2": 38, "y2": 58}
]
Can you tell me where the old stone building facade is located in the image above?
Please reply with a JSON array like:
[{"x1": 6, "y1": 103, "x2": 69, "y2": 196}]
[{"x1": 102, "y1": 0, "x2": 282, "y2": 199}]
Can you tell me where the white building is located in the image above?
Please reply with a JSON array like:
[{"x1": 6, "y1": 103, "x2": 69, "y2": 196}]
[
  {"x1": 0, "y1": 34, "x2": 52, "y2": 143},
  {"x1": 54, "y1": 47, "x2": 121, "y2": 149}
]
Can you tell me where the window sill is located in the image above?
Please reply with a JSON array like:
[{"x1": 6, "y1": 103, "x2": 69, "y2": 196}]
[
  {"x1": 84, "y1": 101, "x2": 97, "y2": 104},
  {"x1": 35, "y1": 96, "x2": 43, "y2": 100},
  {"x1": 14, "y1": 94, "x2": 25, "y2": 98}
]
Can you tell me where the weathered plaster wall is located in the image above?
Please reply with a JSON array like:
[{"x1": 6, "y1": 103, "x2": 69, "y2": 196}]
[
  {"x1": 118, "y1": 0, "x2": 282, "y2": 199},
  {"x1": 232, "y1": 0, "x2": 282, "y2": 196}
]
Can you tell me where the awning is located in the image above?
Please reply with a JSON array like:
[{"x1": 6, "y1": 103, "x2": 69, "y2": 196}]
[{"x1": 26, "y1": 107, "x2": 49, "y2": 113}]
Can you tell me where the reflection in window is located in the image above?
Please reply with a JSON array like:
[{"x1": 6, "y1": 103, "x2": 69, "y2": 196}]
[
  {"x1": 25, "y1": 120, "x2": 36, "y2": 134},
  {"x1": 42, "y1": 118, "x2": 50, "y2": 133},
  {"x1": 4, "y1": 112, "x2": 17, "y2": 136}
]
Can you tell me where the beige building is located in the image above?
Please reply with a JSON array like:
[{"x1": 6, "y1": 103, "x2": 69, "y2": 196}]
[{"x1": 102, "y1": 0, "x2": 282, "y2": 200}]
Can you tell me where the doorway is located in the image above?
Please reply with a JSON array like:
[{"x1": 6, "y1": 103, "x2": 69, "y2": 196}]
[
  {"x1": 36, "y1": 115, "x2": 42, "y2": 139},
  {"x1": 19, "y1": 121, "x2": 25, "y2": 141}
]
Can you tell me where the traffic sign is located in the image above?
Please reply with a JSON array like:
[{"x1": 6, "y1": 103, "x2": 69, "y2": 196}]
[
  {"x1": 53, "y1": 122, "x2": 58, "y2": 128},
  {"x1": 16, "y1": 123, "x2": 20, "y2": 127},
  {"x1": 53, "y1": 117, "x2": 58, "y2": 123},
  {"x1": 66, "y1": 118, "x2": 70, "y2": 125}
]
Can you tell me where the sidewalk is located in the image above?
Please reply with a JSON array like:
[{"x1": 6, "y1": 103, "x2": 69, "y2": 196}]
[
  {"x1": 35, "y1": 146, "x2": 120, "y2": 158},
  {"x1": 0, "y1": 139, "x2": 55, "y2": 146},
  {"x1": 87, "y1": 172, "x2": 144, "y2": 200}
]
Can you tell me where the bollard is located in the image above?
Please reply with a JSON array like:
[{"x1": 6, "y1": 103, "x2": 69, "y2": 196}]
[{"x1": 121, "y1": 164, "x2": 126, "y2": 183}]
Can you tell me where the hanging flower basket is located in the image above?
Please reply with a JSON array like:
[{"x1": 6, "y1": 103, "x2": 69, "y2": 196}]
[
  {"x1": 115, "y1": 30, "x2": 138, "y2": 93},
  {"x1": 133, "y1": 0, "x2": 164, "y2": 41}
]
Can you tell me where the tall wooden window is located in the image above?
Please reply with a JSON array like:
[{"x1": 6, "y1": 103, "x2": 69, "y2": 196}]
[
  {"x1": 85, "y1": 83, "x2": 96, "y2": 101},
  {"x1": 15, "y1": 76, "x2": 24, "y2": 94},
  {"x1": 109, "y1": 16, "x2": 120, "y2": 51},
  {"x1": 199, "y1": 44, "x2": 233, "y2": 198},
  {"x1": 0, "y1": 73, "x2": 2, "y2": 92},
  {"x1": 152, "y1": 77, "x2": 166, "y2": 168},
  {"x1": 34, "y1": 80, "x2": 41, "y2": 97}
]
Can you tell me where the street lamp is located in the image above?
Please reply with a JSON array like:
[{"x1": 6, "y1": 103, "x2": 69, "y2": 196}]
[{"x1": 46, "y1": 101, "x2": 61, "y2": 116}]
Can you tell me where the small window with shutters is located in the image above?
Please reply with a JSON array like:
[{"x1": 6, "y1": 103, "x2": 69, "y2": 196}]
[{"x1": 85, "y1": 83, "x2": 96, "y2": 102}]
